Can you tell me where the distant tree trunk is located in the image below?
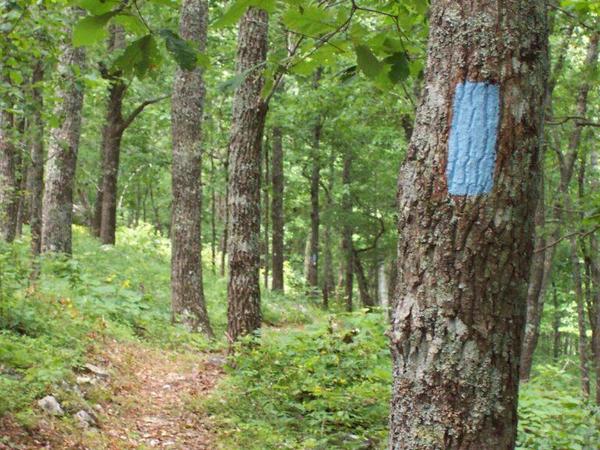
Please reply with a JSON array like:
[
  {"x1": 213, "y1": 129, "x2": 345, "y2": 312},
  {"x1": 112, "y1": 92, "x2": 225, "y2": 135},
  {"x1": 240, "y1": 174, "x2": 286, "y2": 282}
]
[
  {"x1": 570, "y1": 234, "x2": 590, "y2": 398},
  {"x1": 14, "y1": 117, "x2": 27, "y2": 238},
  {"x1": 520, "y1": 24, "x2": 579, "y2": 381},
  {"x1": 321, "y1": 152, "x2": 335, "y2": 309},
  {"x1": 307, "y1": 69, "x2": 322, "y2": 292},
  {"x1": 0, "y1": 91, "x2": 17, "y2": 242},
  {"x1": 226, "y1": 7, "x2": 269, "y2": 343},
  {"x1": 98, "y1": 27, "x2": 126, "y2": 245},
  {"x1": 220, "y1": 147, "x2": 229, "y2": 277},
  {"x1": 389, "y1": 1, "x2": 548, "y2": 448},
  {"x1": 552, "y1": 282, "x2": 561, "y2": 362},
  {"x1": 263, "y1": 135, "x2": 269, "y2": 289},
  {"x1": 170, "y1": 0, "x2": 214, "y2": 338},
  {"x1": 210, "y1": 151, "x2": 217, "y2": 274},
  {"x1": 353, "y1": 250, "x2": 375, "y2": 308},
  {"x1": 520, "y1": 174, "x2": 550, "y2": 380},
  {"x1": 341, "y1": 152, "x2": 353, "y2": 311},
  {"x1": 28, "y1": 61, "x2": 44, "y2": 258},
  {"x1": 148, "y1": 185, "x2": 161, "y2": 233},
  {"x1": 41, "y1": 37, "x2": 85, "y2": 254},
  {"x1": 588, "y1": 149, "x2": 600, "y2": 405},
  {"x1": 378, "y1": 260, "x2": 389, "y2": 307},
  {"x1": 271, "y1": 125, "x2": 284, "y2": 291}
]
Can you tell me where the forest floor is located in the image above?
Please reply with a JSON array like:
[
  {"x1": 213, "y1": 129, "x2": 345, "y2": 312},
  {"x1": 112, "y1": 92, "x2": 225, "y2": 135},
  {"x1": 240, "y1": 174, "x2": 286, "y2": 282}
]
[{"x1": 1, "y1": 339, "x2": 225, "y2": 450}]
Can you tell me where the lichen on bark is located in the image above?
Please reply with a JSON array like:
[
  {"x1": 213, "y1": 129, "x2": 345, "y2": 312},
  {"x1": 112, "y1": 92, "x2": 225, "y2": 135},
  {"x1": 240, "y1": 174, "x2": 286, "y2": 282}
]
[{"x1": 389, "y1": 1, "x2": 549, "y2": 448}]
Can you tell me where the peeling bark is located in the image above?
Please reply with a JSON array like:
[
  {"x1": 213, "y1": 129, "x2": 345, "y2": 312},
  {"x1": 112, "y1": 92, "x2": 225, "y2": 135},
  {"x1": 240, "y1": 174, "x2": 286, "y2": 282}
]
[
  {"x1": 170, "y1": 0, "x2": 214, "y2": 338},
  {"x1": 226, "y1": 7, "x2": 269, "y2": 343},
  {"x1": 390, "y1": 1, "x2": 548, "y2": 448}
]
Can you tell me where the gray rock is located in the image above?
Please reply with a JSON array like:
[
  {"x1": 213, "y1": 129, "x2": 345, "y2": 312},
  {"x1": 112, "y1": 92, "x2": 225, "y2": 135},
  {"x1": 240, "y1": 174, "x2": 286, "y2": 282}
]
[
  {"x1": 38, "y1": 395, "x2": 64, "y2": 416},
  {"x1": 206, "y1": 355, "x2": 227, "y2": 367},
  {"x1": 74, "y1": 410, "x2": 96, "y2": 428},
  {"x1": 76, "y1": 375, "x2": 95, "y2": 385},
  {"x1": 84, "y1": 363, "x2": 109, "y2": 378}
]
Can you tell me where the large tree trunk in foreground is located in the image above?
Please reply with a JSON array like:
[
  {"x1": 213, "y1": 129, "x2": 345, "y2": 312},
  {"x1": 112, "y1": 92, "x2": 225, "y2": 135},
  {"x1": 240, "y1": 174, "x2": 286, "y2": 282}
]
[
  {"x1": 226, "y1": 7, "x2": 269, "y2": 344},
  {"x1": 29, "y1": 61, "x2": 44, "y2": 258},
  {"x1": 0, "y1": 94, "x2": 17, "y2": 242},
  {"x1": 271, "y1": 125, "x2": 284, "y2": 291},
  {"x1": 41, "y1": 39, "x2": 85, "y2": 254},
  {"x1": 170, "y1": 0, "x2": 214, "y2": 338},
  {"x1": 389, "y1": 1, "x2": 548, "y2": 448}
]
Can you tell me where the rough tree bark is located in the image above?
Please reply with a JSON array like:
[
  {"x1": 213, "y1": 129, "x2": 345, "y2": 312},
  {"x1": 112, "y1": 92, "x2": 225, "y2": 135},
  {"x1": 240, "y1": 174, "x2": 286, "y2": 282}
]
[
  {"x1": 389, "y1": 1, "x2": 548, "y2": 448},
  {"x1": 28, "y1": 61, "x2": 44, "y2": 257},
  {"x1": 170, "y1": 0, "x2": 214, "y2": 337},
  {"x1": 41, "y1": 37, "x2": 85, "y2": 254},
  {"x1": 226, "y1": 7, "x2": 269, "y2": 343},
  {"x1": 588, "y1": 149, "x2": 600, "y2": 404},
  {"x1": 271, "y1": 125, "x2": 284, "y2": 291}
]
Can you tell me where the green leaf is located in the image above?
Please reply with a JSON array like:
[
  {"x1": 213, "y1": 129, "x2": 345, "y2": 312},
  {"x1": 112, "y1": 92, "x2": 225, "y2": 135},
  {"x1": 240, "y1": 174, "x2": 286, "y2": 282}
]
[
  {"x1": 355, "y1": 45, "x2": 383, "y2": 79},
  {"x1": 159, "y1": 29, "x2": 198, "y2": 71},
  {"x1": 282, "y1": 5, "x2": 338, "y2": 36},
  {"x1": 213, "y1": 0, "x2": 250, "y2": 28},
  {"x1": 113, "y1": 13, "x2": 147, "y2": 36},
  {"x1": 384, "y1": 52, "x2": 409, "y2": 84},
  {"x1": 72, "y1": 11, "x2": 119, "y2": 47},
  {"x1": 113, "y1": 35, "x2": 162, "y2": 78},
  {"x1": 75, "y1": 0, "x2": 120, "y2": 15}
]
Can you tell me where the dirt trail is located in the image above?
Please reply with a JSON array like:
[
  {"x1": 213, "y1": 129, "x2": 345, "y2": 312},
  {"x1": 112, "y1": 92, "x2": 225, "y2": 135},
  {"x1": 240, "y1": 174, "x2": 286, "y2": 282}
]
[{"x1": 1, "y1": 341, "x2": 224, "y2": 450}]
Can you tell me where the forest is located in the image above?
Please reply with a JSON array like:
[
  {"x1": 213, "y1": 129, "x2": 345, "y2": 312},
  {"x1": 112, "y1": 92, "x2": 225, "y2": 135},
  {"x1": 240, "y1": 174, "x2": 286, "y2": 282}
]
[{"x1": 0, "y1": 0, "x2": 599, "y2": 448}]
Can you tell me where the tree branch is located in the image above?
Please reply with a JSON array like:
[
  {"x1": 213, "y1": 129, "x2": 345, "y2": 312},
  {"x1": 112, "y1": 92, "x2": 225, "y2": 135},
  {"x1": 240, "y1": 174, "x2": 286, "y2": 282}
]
[{"x1": 119, "y1": 95, "x2": 168, "y2": 133}]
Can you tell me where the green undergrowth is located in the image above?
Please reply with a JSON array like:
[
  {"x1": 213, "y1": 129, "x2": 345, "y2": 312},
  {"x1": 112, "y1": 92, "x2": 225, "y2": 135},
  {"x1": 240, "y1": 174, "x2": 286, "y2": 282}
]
[
  {"x1": 0, "y1": 224, "x2": 315, "y2": 421},
  {"x1": 207, "y1": 314, "x2": 599, "y2": 450},
  {"x1": 205, "y1": 312, "x2": 391, "y2": 449}
]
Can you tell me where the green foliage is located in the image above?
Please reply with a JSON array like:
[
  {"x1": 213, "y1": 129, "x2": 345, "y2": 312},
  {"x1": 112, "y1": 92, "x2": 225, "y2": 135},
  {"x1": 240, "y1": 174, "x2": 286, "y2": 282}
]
[
  {"x1": 206, "y1": 313, "x2": 391, "y2": 449},
  {"x1": 517, "y1": 365, "x2": 600, "y2": 449}
]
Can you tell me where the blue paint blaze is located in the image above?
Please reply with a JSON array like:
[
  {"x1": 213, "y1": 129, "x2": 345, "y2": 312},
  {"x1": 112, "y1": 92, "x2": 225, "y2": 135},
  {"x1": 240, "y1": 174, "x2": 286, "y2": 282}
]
[{"x1": 447, "y1": 81, "x2": 500, "y2": 196}]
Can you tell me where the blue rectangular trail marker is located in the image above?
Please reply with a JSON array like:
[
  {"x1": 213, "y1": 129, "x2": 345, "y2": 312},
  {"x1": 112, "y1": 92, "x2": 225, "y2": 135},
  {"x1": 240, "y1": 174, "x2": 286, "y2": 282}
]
[{"x1": 446, "y1": 81, "x2": 500, "y2": 196}]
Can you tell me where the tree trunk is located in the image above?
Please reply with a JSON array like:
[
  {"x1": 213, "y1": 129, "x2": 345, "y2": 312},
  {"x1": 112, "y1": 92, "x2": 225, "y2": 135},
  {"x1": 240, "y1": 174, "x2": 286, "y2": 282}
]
[
  {"x1": 389, "y1": 1, "x2": 548, "y2": 448},
  {"x1": 41, "y1": 36, "x2": 85, "y2": 254},
  {"x1": 263, "y1": 135, "x2": 269, "y2": 289},
  {"x1": 342, "y1": 150, "x2": 354, "y2": 312},
  {"x1": 0, "y1": 91, "x2": 17, "y2": 242},
  {"x1": 307, "y1": 70, "x2": 322, "y2": 292},
  {"x1": 271, "y1": 125, "x2": 284, "y2": 291},
  {"x1": 210, "y1": 151, "x2": 217, "y2": 274},
  {"x1": 170, "y1": 0, "x2": 214, "y2": 338},
  {"x1": 353, "y1": 250, "x2": 375, "y2": 309},
  {"x1": 551, "y1": 282, "x2": 561, "y2": 362},
  {"x1": 588, "y1": 149, "x2": 600, "y2": 404},
  {"x1": 14, "y1": 117, "x2": 27, "y2": 239},
  {"x1": 28, "y1": 61, "x2": 44, "y2": 258},
  {"x1": 321, "y1": 153, "x2": 335, "y2": 309},
  {"x1": 341, "y1": 152, "x2": 353, "y2": 312},
  {"x1": 520, "y1": 25, "x2": 588, "y2": 381},
  {"x1": 98, "y1": 27, "x2": 126, "y2": 245},
  {"x1": 570, "y1": 234, "x2": 590, "y2": 398},
  {"x1": 519, "y1": 174, "x2": 550, "y2": 380},
  {"x1": 226, "y1": 7, "x2": 269, "y2": 344},
  {"x1": 220, "y1": 147, "x2": 229, "y2": 277},
  {"x1": 378, "y1": 260, "x2": 389, "y2": 308}
]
